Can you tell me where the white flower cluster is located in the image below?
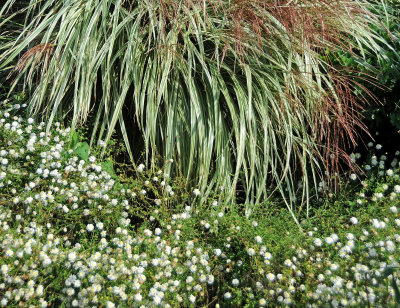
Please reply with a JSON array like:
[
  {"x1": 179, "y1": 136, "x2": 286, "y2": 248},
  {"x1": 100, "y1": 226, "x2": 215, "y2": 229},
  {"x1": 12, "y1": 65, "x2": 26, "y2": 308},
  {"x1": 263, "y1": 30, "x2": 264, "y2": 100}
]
[{"x1": 1, "y1": 104, "x2": 400, "y2": 307}]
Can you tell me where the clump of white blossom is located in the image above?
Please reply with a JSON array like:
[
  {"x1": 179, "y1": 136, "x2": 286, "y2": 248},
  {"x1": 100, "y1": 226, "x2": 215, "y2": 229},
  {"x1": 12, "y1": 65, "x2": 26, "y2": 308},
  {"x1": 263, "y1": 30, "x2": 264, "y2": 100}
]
[{"x1": 0, "y1": 103, "x2": 400, "y2": 307}]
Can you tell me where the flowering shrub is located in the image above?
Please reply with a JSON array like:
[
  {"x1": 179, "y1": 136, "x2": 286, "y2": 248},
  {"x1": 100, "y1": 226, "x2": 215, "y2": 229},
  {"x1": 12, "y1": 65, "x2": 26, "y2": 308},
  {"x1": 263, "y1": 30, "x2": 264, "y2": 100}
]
[{"x1": 1, "y1": 102, "x2": 400, "y2": 307}]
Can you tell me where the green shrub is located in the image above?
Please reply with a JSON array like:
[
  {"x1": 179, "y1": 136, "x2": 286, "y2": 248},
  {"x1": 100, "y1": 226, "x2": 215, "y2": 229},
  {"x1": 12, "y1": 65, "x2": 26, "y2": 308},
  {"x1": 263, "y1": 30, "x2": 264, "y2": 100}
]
[{"x1": 331, "y1": 0, "x2": 400, "y2": 131}]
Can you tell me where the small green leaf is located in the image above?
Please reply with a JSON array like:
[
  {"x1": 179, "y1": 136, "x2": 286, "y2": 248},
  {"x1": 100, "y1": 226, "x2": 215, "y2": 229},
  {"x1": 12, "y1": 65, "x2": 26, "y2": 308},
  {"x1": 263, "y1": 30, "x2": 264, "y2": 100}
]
[
  {"x1": 101, "y1": 159, "x2": 117, "y2": 179},
  {"x1": 72, "y1": 142, "x2": 89, "y2": 162},
  {"x1": 69, "y1": 130, "x2": 80, "y2": 150}
]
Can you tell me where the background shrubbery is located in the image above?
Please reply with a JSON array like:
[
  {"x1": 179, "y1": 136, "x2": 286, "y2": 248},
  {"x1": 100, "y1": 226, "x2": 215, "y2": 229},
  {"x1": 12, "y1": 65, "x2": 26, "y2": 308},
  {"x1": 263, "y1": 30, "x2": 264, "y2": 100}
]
[{"x1": 332, "y1": 0, "x2": 400, "y2": 151}]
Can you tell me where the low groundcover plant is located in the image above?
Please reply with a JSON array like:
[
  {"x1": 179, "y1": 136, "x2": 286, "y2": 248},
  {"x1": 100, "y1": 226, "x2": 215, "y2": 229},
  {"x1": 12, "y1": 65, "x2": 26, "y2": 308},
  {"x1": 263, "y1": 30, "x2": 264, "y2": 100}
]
[{"x1": 1, "y1": 103, "x2": 400, "y2": 307}]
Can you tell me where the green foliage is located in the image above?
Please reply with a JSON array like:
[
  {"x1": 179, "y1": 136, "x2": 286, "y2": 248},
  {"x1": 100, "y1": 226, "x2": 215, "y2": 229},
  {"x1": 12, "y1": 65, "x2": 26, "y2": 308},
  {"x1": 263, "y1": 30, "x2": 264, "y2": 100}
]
[
  {"x1": 366, "y1": 0, "x2": 400, "y2": 86},
  {"x1": 64, "y1": 129, "x2": 90, "y2": 163},
  {"x1": 0, "y1": 0, "x2": 393, "y2": 221},
  {"x1": 71, "y1": 142, "x2": 89, "y2": 163},
  {"x1": 332, "y1": 0, "x2": 400, "y2": 131},
  {"x1": 68, "y1": 130, "x2": 80, "y2": 150},
  {"x1": 100, "y1": 159, "x2": 116, "y2": 179}
]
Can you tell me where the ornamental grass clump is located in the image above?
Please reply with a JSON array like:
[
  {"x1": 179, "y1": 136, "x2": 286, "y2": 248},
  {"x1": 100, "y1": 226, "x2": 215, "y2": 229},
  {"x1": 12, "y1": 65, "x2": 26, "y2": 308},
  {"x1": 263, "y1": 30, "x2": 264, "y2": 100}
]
[{"x1": 0, "y1": 0, "x2": 393, "y2": 219}]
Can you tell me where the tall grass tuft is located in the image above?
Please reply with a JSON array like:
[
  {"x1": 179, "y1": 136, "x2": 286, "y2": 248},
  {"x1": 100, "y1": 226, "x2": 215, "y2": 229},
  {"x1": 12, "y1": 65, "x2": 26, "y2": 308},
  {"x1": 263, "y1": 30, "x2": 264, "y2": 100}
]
[{"x1": 0, "y1": 0, "x2": 393, "y2": 222}]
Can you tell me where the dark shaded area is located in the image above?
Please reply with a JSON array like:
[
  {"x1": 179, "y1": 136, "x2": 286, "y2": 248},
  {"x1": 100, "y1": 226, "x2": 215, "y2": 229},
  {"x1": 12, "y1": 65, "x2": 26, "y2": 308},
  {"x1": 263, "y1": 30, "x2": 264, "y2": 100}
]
[{"x1": 354, "y1": 79, "x2": 400, "y2": 160}]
